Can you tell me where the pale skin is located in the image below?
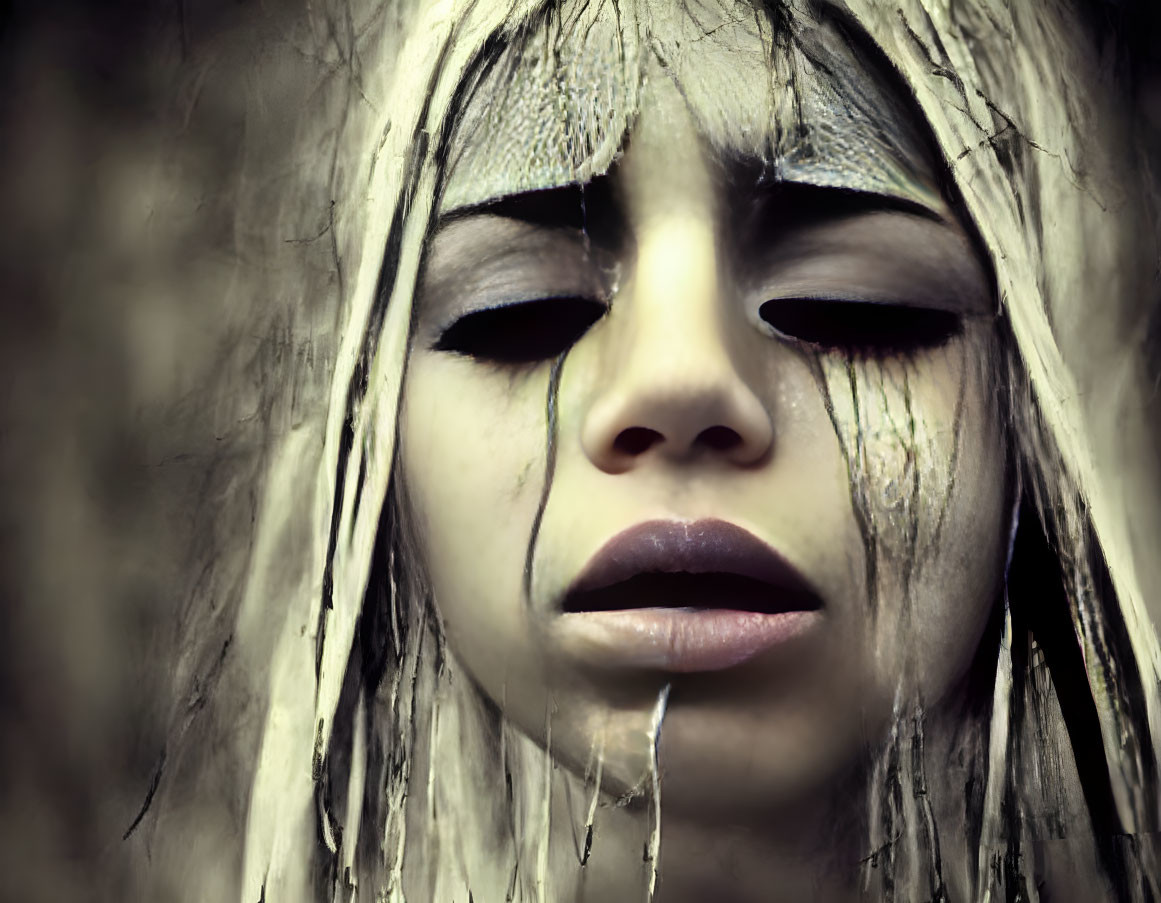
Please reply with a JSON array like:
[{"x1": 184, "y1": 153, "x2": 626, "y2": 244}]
[{"x1": 401, "y1": 55, "x2": 1009, "y2": 902}]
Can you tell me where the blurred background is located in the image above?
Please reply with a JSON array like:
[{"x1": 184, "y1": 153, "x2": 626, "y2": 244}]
[{"x1": 0, "y1": 2, "x2": 353, "y2": 899}]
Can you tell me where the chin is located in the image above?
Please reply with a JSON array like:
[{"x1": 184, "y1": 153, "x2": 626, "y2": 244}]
[{"x1": 655, "y1": 701, "x2": 872, "y2": 821}]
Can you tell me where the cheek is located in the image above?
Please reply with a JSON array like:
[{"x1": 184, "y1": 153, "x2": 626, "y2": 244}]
[
  {"x1": 399, "y1": 355, "x2": 550, "y2": 681},
  {"x1": 402, "y1": 356, "x2": 667, "y2": 789},
  {"x1": 816, "y1": 337, "x2": 1008, "y2": 702}
]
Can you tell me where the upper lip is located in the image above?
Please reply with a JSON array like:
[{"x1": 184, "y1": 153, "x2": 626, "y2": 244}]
[{"x1": 561, "y1": 518, "x2": 822, "y2": 615}]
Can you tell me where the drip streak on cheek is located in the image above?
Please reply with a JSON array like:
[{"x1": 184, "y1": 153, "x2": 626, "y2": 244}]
[
  {"x1": 902, "y1": 367, "x2": 921, "y2": 596},
  {"x1": 803, "y1": 349, "x2": 881, "y2": 614},
  {"x1": 821, "y1": 349, "x2": 972, "y2": 624},
  {"x1": 870, "y1": 359, "x2": 922, "y2": 603},
  {"x1": 847, "y1": 355, "x2": 881, "y2": 614},
  {"x1": 814, "y1": 351, "x2": 963, "y2": 618},
  {"x1": 523, "y1": 352, "x2": 567, "y2": 612},
  {"x1": 929, "y1": 343, "x2": 969, "y2": 557}
]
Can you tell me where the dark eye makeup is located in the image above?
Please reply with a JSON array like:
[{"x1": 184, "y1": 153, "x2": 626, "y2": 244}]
[
  {"x1": 433, "y1": 295, "x2": 963, "y2": 365},
  {"x1": 422, "y1": 180, "x2": 988, "y2": 367},
  {"x1": 433, "y1": 296, "x2": 608, "y2": 364},
  {"x1": 758, "y1": 298, "x2": 963, "y2": 356}
]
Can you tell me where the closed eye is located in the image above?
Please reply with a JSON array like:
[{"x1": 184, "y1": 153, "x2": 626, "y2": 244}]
[
  {"x1": 433, "y1": 297, "x2": 608, "y2": 364},
  {"x1": 758, "y1": 298, "x2": 962, "y2": 356}
]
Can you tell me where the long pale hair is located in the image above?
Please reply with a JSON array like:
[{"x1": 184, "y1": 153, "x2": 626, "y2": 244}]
[{"x1": 218, "y1": 1, "x2": 1161, "y2": 900}]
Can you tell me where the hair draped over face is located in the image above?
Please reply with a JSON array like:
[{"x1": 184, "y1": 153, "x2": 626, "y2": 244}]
[{"x1": 214, "y1": 1, "x2": 1161, "y2": 900}]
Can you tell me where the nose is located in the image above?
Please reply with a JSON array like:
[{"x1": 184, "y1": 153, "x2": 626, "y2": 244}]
[{"x1": 580, "y1": 216, "x2": 775, "y2": 474}]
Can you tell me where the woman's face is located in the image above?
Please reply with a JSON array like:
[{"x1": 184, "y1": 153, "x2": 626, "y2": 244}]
[{"x1": 400, "y1": 11, "x2": 1007, "y2": 816}]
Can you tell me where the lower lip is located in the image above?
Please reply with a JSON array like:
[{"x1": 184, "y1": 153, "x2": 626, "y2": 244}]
[{"x1": 553, "y1": 608, "x2": 822, "y2": 673}]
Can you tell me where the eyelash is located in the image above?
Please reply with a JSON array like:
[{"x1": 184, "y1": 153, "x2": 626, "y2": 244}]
[
  {"x1": 433, "y1": 297, "x2": 608, "y2": 364},
  {"x1": 758, "y1": 298, "x2": 962, "y2": 356},
  {"x1": 433, "y1": 296, "x2": 960, "y2": 365}
]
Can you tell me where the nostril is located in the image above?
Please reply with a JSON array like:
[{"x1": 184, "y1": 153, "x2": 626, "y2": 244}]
[
  {"x1": 614, "y1": 427, "x2": 663, "y2": 456},
  {"x1": 696, "y1": 425, "x2": 742, "y2": 451}
]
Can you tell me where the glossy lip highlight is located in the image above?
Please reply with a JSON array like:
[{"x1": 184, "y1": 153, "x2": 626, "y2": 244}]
[{"x1": 554, "y1": 519, "x2": 823, "y2": 673}]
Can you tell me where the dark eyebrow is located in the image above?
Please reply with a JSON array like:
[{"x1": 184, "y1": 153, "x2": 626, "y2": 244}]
[
  {"x1": 721, "y1": 155, "x2": 950, "y2": 228},
  {"x1": 439, "y1": 184, "x2": 583, "y2": 229},
  {"x1": 438, "y1": 176, "x2": 621, "y2": 229},
  {"x1": 436, "y1": 177, "x2": 626, "y2": 253},
  {"x1": 439, "y1": 158, "x2": 947, "y2": 237}
]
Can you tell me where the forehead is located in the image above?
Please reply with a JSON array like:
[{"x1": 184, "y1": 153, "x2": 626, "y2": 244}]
[{"x1": 440, "y1": 0, "x2": 947, "y2": 215}]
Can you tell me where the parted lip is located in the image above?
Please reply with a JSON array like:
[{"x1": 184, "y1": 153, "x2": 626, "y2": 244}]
[{"x1": 561, "y1": 518, "x2": 822, "y2": 615}]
